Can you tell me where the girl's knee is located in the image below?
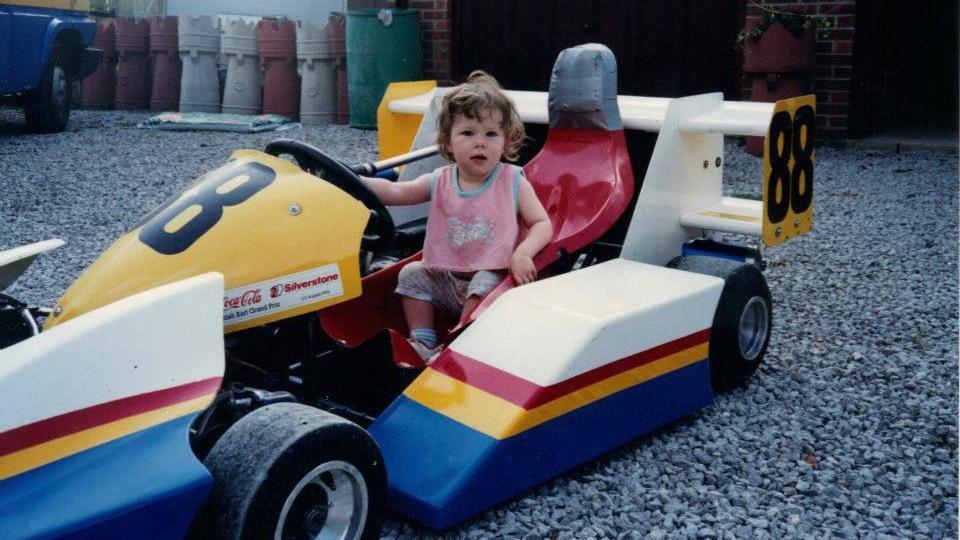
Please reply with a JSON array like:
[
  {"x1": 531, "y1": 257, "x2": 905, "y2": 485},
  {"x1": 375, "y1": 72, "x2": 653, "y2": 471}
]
[{"x1": 398, "y1": 261, "x2": 426, "y2": 287}]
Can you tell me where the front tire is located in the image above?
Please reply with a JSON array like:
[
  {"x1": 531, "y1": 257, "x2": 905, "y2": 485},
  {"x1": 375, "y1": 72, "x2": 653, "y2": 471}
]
[
  {"x1": 25, "y1": 47, "x2": 73, "y2": 133},
  {"x1": 197, "y1": 403, "x2": 386, "y2": 540}
]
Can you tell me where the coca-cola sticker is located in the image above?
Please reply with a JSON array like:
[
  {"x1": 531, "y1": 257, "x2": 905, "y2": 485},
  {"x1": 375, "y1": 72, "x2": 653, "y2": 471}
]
[{"x1": 223, "y1": 263, "x2": 344, "y2": 325}]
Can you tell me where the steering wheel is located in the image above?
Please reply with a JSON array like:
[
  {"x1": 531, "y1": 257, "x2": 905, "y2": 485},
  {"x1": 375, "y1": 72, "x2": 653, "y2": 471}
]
[{"x1": 264, "y1": 139, "x2": 395, "y2": 251}]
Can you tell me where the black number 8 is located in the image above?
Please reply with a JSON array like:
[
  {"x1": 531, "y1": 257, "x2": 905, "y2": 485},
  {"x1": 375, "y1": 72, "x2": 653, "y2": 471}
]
[
  {"x1": 139, "y1": 161, "x2": 276, "y2": 255},
  {"x1": 766, "y1": 104, "x2": 815, "y2": 223},
  {"x1": 790, "y1": 105, "x2": 815, "y2": 214}
]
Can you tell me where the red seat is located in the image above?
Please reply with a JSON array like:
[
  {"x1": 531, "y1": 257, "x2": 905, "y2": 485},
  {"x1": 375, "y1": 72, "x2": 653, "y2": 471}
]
[{"x1": 524, "y1": 127, "x2": 635, "y2": 258}]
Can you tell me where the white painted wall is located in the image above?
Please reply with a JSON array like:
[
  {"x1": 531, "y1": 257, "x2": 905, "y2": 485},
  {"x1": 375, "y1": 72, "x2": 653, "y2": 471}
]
[{"x1": 166, "y1": 0, "x2": 346, "y2": 28}]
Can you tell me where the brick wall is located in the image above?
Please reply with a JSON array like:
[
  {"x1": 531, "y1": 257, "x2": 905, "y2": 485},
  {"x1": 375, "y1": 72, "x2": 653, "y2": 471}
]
[
  {"x1": 742, "y1": 1, "x2": 856, "y2": 140},
  {"x1": 402, "y1": 0, "x2": 452, "y2": 84}
]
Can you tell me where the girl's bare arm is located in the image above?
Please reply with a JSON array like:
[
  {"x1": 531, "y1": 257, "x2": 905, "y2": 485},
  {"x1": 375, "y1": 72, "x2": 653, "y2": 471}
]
[
  {"x1": 511, "y1": 179, "x2": 554, "y2": 284},
  {"x1": 361, "y1": 174, "x2": 432, "y2": 206}
]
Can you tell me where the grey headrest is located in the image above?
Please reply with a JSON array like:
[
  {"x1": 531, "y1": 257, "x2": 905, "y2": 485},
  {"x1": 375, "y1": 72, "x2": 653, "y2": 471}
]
[{"x1": 548, "y1": 43, "x2": 622, "y2": 131}]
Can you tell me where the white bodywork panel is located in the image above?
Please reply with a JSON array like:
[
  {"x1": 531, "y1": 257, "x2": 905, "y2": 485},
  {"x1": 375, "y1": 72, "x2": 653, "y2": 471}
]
[
  {"x1": 621, "y1": 94, "x2": 728, "y2": 265},
  {"x1": 677, "y1": 100, "x2": 775, "y2": 136},
  {"x1": 680, "y1": 196, "x2": 762, "y2": 237},
  {"x1": 0, "y1": 273, "x2": 225, "y2": 432},
  {"x1": 449, "y1": 258, "x2": 723, "y2": 387},
  {"x1": 0, "y1": 239, "x2": 64, "y2": 291}
]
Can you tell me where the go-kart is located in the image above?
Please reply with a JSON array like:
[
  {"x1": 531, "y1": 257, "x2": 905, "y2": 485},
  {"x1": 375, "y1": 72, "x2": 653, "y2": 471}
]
[{"x1": 0, "y1": 44, "x2": 814, "y2": 538}]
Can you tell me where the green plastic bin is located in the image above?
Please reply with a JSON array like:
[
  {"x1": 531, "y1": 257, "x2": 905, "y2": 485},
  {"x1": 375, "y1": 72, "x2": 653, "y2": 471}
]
[{"x1": 346, "y1": 8, "x2": 424, "y2": 129}]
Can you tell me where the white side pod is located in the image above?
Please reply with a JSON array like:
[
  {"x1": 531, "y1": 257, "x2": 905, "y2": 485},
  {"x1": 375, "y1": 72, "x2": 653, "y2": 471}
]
[{"x1": 0, "y1": 239, "x2": 65, "y2": 291}]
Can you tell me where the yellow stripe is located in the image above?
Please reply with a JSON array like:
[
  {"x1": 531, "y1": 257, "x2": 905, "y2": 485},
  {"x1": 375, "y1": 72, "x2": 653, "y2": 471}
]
[
  {"x1": 700, "y1": 211, "x2": 760, "y2": 223},
  {"x1": 0, "y1": 0, "x2": 89, "y2": 9},
  {"x1": 405, "y1": 343, "x2": 708, "y2": 439},
  {"x1": 0, "y1": 394, "x2": 212, "y2": 480}
]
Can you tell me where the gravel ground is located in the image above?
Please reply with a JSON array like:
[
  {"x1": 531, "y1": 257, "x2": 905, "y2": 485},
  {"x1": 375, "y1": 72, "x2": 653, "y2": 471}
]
[{"x1": 2, "y1": 108, "x2": 957, "y2": 539}]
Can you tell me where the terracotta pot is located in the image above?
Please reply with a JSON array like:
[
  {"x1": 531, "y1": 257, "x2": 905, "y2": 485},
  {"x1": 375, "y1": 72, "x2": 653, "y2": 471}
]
[
  {"x1": 149, "y1": 16, "x2": 181, "y2": 112},
  {"x1": 115, "y1": 18, "x2": 151, "y2": 110},
  {"x1": 259, "y1": 20, "x2": 299, "y2": 120},
  {"x1": 743, "y1": 21, "x2": 815, "y2": 73},
  {"x1": 82, "y1": 19, "x2": 116, "y2": 108}
]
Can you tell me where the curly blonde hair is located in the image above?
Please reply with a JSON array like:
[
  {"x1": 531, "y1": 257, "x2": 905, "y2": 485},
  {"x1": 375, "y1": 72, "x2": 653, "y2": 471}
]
[{"x1": 436, "y1": 70, "x2": 525, "y2": 162}]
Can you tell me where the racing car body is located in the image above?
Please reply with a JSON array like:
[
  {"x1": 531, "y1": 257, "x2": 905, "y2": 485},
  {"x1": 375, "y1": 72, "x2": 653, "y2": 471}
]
[
  {"x1": 0, "y1": 270, "x2": 224, "y2": 538},
  {"x1": 0, "y1": 44, "x2": 814, "y2": 536}
]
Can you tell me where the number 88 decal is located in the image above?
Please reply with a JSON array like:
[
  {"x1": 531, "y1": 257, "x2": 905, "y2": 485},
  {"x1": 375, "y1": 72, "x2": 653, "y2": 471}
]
[
  {"x1": 139, "y1": 161, "x2": 276, "y2": 255},
  {"x1": 766, "y1": 104, "x2": 815, "y2": 224}
]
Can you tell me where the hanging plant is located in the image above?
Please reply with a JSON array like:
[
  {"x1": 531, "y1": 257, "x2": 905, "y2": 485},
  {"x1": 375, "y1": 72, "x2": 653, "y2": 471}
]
[{"x1": 736, "y1": 10, "x2": 832, "y2": 50}]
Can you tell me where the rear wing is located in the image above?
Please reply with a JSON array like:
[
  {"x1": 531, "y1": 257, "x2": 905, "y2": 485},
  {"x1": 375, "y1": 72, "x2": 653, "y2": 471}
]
[{"x1": 379, "y1": 85, "x2": 814, "y2": 263}]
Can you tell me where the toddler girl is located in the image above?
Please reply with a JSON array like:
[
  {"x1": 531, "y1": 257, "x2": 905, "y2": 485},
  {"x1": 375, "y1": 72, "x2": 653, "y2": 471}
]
[{"x1": 363, "y1": 71, "x2": 553, "y2": 361}]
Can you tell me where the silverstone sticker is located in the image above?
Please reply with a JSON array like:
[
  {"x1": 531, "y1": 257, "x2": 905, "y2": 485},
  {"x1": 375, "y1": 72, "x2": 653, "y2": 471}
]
[{"x1": 223, "y1": 263, "x2": 344, "y2": 325}]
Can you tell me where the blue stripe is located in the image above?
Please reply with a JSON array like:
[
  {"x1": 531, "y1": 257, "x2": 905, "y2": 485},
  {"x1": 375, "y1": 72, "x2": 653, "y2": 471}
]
[
  {"x1": 0, "y1": 414, "x2": 210, "y2": 539},
  {"x1": 453, "y1": 162, "x2": 501, "y2": 197},
  {"x1": 369, "y1": 358, "x2": 713, "y2": 529},
  {"x1": 514, "y1": 168, "x2": 522, "y2": 214}
]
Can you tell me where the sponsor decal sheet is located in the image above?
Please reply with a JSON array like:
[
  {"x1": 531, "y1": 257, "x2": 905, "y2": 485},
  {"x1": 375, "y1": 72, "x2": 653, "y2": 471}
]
[{"x1": 222, "y1": 263, "x2": 343, "y2": 324}]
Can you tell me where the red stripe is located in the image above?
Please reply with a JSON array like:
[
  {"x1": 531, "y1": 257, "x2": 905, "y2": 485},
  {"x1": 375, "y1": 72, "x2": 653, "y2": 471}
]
[
  {"x1": 432, "y1": 329, "x2": 710, "y2": 409},
  {"x1": 0, "y1": 377, "x2": 222, "y2": 457}
]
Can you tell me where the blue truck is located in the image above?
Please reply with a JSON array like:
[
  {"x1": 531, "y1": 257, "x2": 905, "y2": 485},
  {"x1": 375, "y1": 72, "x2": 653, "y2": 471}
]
[{"x1": 0, "y1": 0, "x2": 99, "y2": 132}]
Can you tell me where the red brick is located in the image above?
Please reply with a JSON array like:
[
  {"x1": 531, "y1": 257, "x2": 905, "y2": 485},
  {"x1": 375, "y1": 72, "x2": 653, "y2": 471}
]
[
  {"x1": 816, "y1": 53, "x2": 852, "y2": 66},
  {"x1": 816, "y1": 103, "x2": 849, "y2": 115},
  {"x1": 836, "y1": 15, "x2": 855, "y2": 28},
  {"x1": 833, "y1": 40, "x2": 853, "y2": 53},
  {"x1": 818, "y1": 127, "x2": 845, "y2": 139},
  {"x1": 831, "y1": 90, "x2": 850, "y2": 103},
  {"x1": 823, "y1": 115, "x2": 842, "y2": 128},
  {"x1": 817, "y1": 2, "x2": 855, "y2": 15},
  {"x1": 833, "y1": 66, "x2": 851, "y2": 79},
  {"x1": 829, "y1": 28, "x2": 854, "y2": 40},
  {"x1": 814, "y1": 78, "x2": 849, "y2": 91},
  {"x1": 815, "y1": 66, "x2": 833, "y2": 78},
  {"x1": 833, "y1": 2, "x2": 855, "y2": 14}
]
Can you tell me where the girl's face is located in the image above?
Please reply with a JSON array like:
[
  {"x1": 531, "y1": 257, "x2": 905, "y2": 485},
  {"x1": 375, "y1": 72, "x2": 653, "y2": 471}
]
[{"x1": 445, "y1": 110, "x2": 506, "y2": 184}]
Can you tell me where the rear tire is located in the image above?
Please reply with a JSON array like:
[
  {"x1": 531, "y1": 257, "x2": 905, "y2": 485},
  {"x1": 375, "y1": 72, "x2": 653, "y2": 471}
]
[
  {"x1": 25, "y1": 47, "x2": 72, "y2": 133},
  {"x1": 196, "y1": 403, "x2": 386, "y2": 540},
  {"x1": 708, "y1": 264, "x2": 772, "y2": 391}
]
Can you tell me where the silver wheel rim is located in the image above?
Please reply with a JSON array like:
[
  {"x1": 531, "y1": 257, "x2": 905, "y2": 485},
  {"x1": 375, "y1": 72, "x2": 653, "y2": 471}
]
[
  {"x1": 738, "y1": 296, "x2": 769, "y2": 361},
  {"x1": 52, "y1": 65, "x2": 67, "y2": 108},
  {"x1": 275, "y1": 460, "x2": 368, "y2": 540}
]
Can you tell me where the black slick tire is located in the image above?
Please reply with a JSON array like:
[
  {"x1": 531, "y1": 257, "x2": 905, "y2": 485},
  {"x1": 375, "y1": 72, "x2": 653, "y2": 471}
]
[
  {"x1": 708, "y1": 264, "x2": 772, "y2": 391},
  {"x1": 195, "y1": 402, "x2": 386, "y2": 540},
  {"x1": 25, "y1": 46, "x2": 73, "y2": 133}
]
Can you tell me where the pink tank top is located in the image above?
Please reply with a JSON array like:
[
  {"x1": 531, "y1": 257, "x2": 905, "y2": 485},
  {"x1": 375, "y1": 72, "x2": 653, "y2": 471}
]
[{"x1": 422, "y1": 163, "x2": 522, "y2": 272}]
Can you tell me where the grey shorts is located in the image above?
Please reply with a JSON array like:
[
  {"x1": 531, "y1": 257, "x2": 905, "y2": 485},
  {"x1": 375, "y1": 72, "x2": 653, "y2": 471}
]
[{"x1": 396, "y1": 261, "x2": 505, "y2": 315}]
